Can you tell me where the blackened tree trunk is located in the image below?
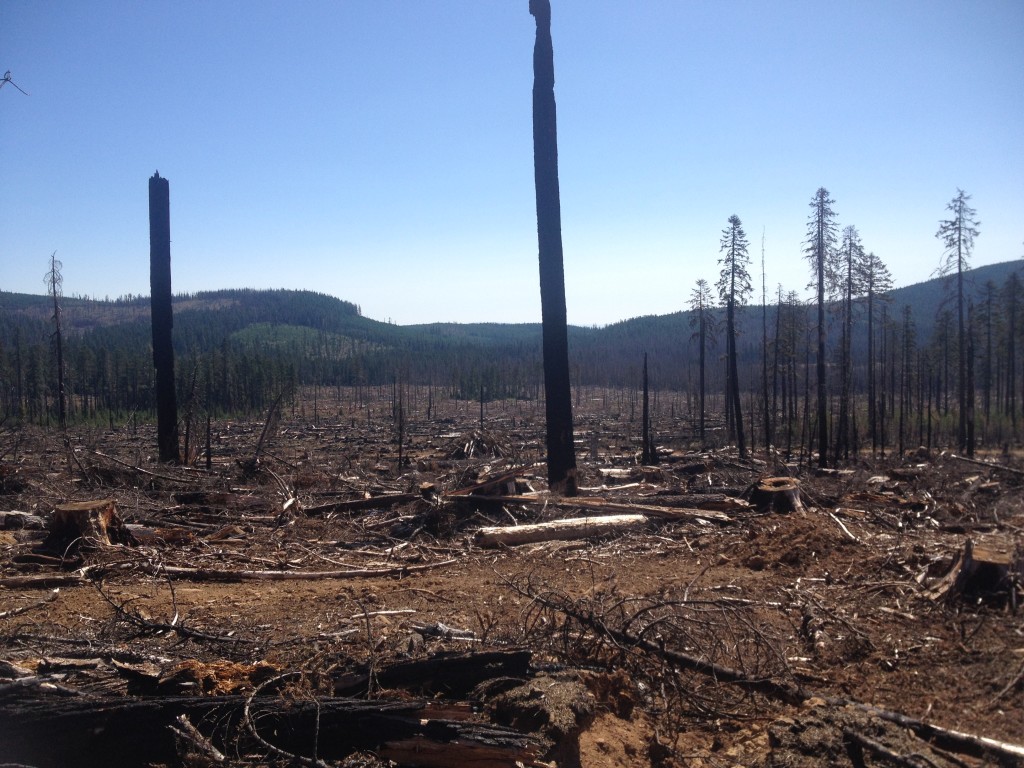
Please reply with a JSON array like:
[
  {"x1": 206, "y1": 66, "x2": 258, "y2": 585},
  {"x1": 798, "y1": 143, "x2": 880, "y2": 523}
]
[
  {"x1": 805, "y1": 188, "x2": 837, "y2": 468},
  {"x1": 641, "y1": 352, "x2": 656, "y2": 464},
  {"x1": 45, "y1": 252, "x2": 67, "y2": 433},
  {"x1": 761, "y1": 232, "x2": 771, "y2": 450},
  {"x1": 966, "y1": 300, "x2": 976, "y2": 456},
  {"x1": 149, "y1": 171, "x2": 179, "y2": 463},
  {"x1": 936, "y1": 190, "x2": 979, "y2": 454},
  {"x1": 1004, "y1": 272, "x2": 1019, "y2": 431},
  {"x1": 530, "y1": 0, "x2": 576, "y2": 495}
]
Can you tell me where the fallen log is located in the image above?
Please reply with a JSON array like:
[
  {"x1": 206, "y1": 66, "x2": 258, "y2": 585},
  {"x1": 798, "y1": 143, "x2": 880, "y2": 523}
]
[
  {"x1": 565, "y1": 497, "x2": 733, "y2": 523},
  {"x1": 0, "y1": 559, "x2": 459, "y2": 590},
  {"x1": 452, "y1": 494, "x2": 733, "y2": 524},
  {"x1": 154, "y1": 558, "x2": 459, "y2": 582},
  {"x1": 448, "y1": 466, "x2": 533, "y2": 497},
  {"x1": 949, "y1": 452, "x2": 1024, "y2": 477},
  {"x1": 617, "y1": 493, "x2": 751, "y2": 512},
  {"x1": 303, "y1": 493, "x2": 418, "y2": 516},
  {"x1": 474, "y1": 514, "x2": 647, "y2": 548},
  {"x1": 0, "y1": 694, "x2": 548, "y2": 768}
]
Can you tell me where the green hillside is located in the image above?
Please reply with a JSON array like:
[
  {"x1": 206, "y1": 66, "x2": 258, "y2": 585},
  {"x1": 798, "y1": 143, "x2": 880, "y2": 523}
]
[{"x1": 1, "y1": 261, "x2": 1021, "y2": 423}]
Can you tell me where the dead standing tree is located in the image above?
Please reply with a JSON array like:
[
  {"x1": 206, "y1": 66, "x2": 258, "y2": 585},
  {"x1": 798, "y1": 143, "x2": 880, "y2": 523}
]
[
  {"x1": 530, "y1": 0, "x2": 577, "y2": 495},
  {"x1": 44, "y1": 252, "x2": 68, "y2": 433},
  {"x1": 149, "y1": 171, "x2": 180, "y2": 463}
]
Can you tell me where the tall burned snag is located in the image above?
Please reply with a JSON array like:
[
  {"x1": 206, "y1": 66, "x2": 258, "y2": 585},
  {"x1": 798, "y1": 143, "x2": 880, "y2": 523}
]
[
  {"x1": 44, "y1": 252, "x2": 68, "y2": 433},
  {"x1": 688, "y1": 279, "x2": 716, "y2": 444},
  {"x1": 936, "y1": 188, "x2": 979, "y2": 455},
  {"x1": 641, "y1": 353, "x2": 657, "y2": 465},
  {"x1": 149, "y1": 171, "x2": 179, "y2": 463},
  {"x1": 530, "y1": 0, "x2": 577, "y2": 495},
  {"x1": 805, "y1": 188, "x2": 838, "y2": 467},
  {"x1": 717, "y1": 215, "x2": 751, "y2": 458}
]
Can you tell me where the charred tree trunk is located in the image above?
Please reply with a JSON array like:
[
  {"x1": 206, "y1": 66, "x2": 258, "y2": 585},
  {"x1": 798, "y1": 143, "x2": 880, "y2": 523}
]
[
  {"x1": 966, "y1": 300, "x2": 976, "y2": 456},
  {"x1": 45, "y1": 253, "x2": 68, "y2": 433},
  {"x1": 149, "y1": 171, "x2": 179, "y2": 463},
  {"x1": 530, "y1": 0, "x2": 577, "y2": 495},
  {"x1": 641, "y1": 352, "x2": 656, "y2": 464}
]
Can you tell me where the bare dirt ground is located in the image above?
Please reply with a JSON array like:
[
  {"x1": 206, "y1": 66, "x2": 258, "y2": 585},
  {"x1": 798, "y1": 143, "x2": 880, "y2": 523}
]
[{"x1": 1, "y1": 387, "x2": 1022, "y2": 767}]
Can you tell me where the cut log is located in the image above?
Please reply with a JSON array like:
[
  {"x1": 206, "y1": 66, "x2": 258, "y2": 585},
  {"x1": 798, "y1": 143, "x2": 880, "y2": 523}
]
[
  {"x1": 39, "y1": 499, "x2": 135, "y2": 554},
  {"x1": 746, "y1": 477, "x2": 805, "y2": 513},
  {"x1": 473, "y1": 514, "x2": 647, "y2": 548},
  {"x1": 565, "y1": 496, "x2": 732, "y2": 523},
  {"x1": 303, "y1": 493, "x2": 418, "y2": 516}
]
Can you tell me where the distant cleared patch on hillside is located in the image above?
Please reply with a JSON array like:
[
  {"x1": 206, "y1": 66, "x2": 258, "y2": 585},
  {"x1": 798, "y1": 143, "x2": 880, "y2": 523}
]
[{"x1": 229, "y1": 323, "x2": 376, "y2": 358}]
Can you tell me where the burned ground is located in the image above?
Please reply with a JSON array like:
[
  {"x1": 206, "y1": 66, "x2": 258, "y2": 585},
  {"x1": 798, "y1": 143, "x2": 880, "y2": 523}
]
[{"x1": 1, "y1": 388, "x2": 1022, "y2": 767}]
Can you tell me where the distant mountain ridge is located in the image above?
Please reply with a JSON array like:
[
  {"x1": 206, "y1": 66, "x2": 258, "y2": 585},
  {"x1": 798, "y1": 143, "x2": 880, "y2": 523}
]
[{"x1": 1, "y1": 260, "x2": 1021, "y2": 398}]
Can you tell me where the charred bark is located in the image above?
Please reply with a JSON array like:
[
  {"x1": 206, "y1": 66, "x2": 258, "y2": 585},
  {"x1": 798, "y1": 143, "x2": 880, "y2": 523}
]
[
  {"x1": 149, "y1": 171, "x2": 179, "y2": 463},
  {"x1": 530, "y1": 0, "x2": 577, "y2": 495}
]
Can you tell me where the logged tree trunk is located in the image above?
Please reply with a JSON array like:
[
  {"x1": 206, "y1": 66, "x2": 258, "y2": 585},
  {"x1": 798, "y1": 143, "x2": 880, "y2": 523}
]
[
  {"x1": 149, "y1": 171, "x2": 179, "y2": 463},
  {"x1": 936, "y1": 537, "x2": 1022, "y2": 607},
  {"x1": 41, "y1": 498, "x2": 135, "y2": 553},
  {"x1": 747, "y1": 477, "x2": 805, "y2": 513},
  {"x1": 530, "y1": 0, "x2": 577, "y2": 496},
  {"x1": 474, "y1": 514, "x2": 646, "y2": 547},
  {"x1": 641, "y1": 352, "x2": 656, "y2": 464}
]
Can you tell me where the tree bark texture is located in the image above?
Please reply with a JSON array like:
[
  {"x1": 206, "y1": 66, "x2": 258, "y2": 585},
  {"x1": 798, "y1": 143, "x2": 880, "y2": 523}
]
[
  {"x1": 530, "y1": 0, "x2": 577, "y2": 495},
  {"x1": 149, "y1": 172, "x2": 179, "y2": 463}
]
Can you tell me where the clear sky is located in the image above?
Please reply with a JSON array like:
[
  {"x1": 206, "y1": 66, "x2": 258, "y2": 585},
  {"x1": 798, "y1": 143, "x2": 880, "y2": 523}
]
[{"x1": 2, "y1": 1, "x2": 1022, "y2": 326}]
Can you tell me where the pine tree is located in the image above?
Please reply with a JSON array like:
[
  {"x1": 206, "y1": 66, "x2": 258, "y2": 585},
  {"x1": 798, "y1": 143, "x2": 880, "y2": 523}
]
[
  {"x1": 804, "y1": 188, "x2": 838, "y2": 467},
  {"x1": 859, "y1": 251, "x2": 893, "y2": 455},
  {"x1": 687, "y1": 278, "x2": 716, "y2": 443},
  {"x1": 716, "y1": 215, "x2": 752, "y2": 458},
  {"x1": 834, "y1": 225, "x2": 864, "y2": 461},
  {"x1": 935, "y1": 189, "x2": 980, "y2": 454}
]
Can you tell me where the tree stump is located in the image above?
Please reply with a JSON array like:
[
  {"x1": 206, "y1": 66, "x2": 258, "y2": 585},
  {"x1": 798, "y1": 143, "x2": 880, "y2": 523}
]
[
  {"x1": 747, "y1": 477, "x2": 805, "y2": 513},
  {"x1": 40, "y1": 499, "x2": 135, "y2": 554},
  {"x1": 942, "y1": 537, "x2": 1022, "y2": 609}
]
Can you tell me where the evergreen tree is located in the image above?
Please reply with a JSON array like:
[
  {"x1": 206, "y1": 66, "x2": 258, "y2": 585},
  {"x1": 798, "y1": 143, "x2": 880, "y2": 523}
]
[
  {"x1": 834, "y1": 225, "x2": 864, "y2": 460},
  {"x1": 716, "y1": 215, "x2": 752, "y2": 458},
  {"x1": 804, "y1": 188, "x2": 839, "y2": 467},
  {"x1": 859, "y1": 251, "x2": 893, "y2": 455},
  {"x1": 935, "y1": 188, "x2": 979, "y2": 454}
]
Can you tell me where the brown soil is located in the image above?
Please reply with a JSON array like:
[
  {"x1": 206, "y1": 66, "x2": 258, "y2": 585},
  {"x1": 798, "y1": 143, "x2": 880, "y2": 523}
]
[{"x1": 1, "y1": 388, "x2": 1022, "y2": 767}]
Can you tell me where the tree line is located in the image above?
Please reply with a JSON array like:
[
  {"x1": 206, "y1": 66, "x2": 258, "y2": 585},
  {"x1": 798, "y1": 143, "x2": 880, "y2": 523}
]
[{"x1": 691, "y1": 188, "x2": 1022, "y2": 463}]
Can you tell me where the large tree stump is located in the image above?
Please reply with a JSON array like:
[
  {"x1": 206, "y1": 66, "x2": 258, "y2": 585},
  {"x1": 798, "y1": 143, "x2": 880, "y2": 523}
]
[
  {"x1": 747, "y1": 477, "x2": 805, "y2": 513},
  {"x1": 40, "y1": 498, "x2": 135, "y2": 554},
  {"x1": 939, "y1": 537, "x2": 1022, "y2": 609}
]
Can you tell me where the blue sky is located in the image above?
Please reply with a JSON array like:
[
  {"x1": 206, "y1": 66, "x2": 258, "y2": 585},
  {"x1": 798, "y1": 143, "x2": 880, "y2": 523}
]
[{"x1": 2, "y1": 1, "x2": 1022, "y2": 326}]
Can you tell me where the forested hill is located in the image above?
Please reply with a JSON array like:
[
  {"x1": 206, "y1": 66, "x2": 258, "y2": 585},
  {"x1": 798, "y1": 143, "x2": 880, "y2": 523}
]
[{"x1": 1, "y1": 262, "x2": 1021, "y2": 420}]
